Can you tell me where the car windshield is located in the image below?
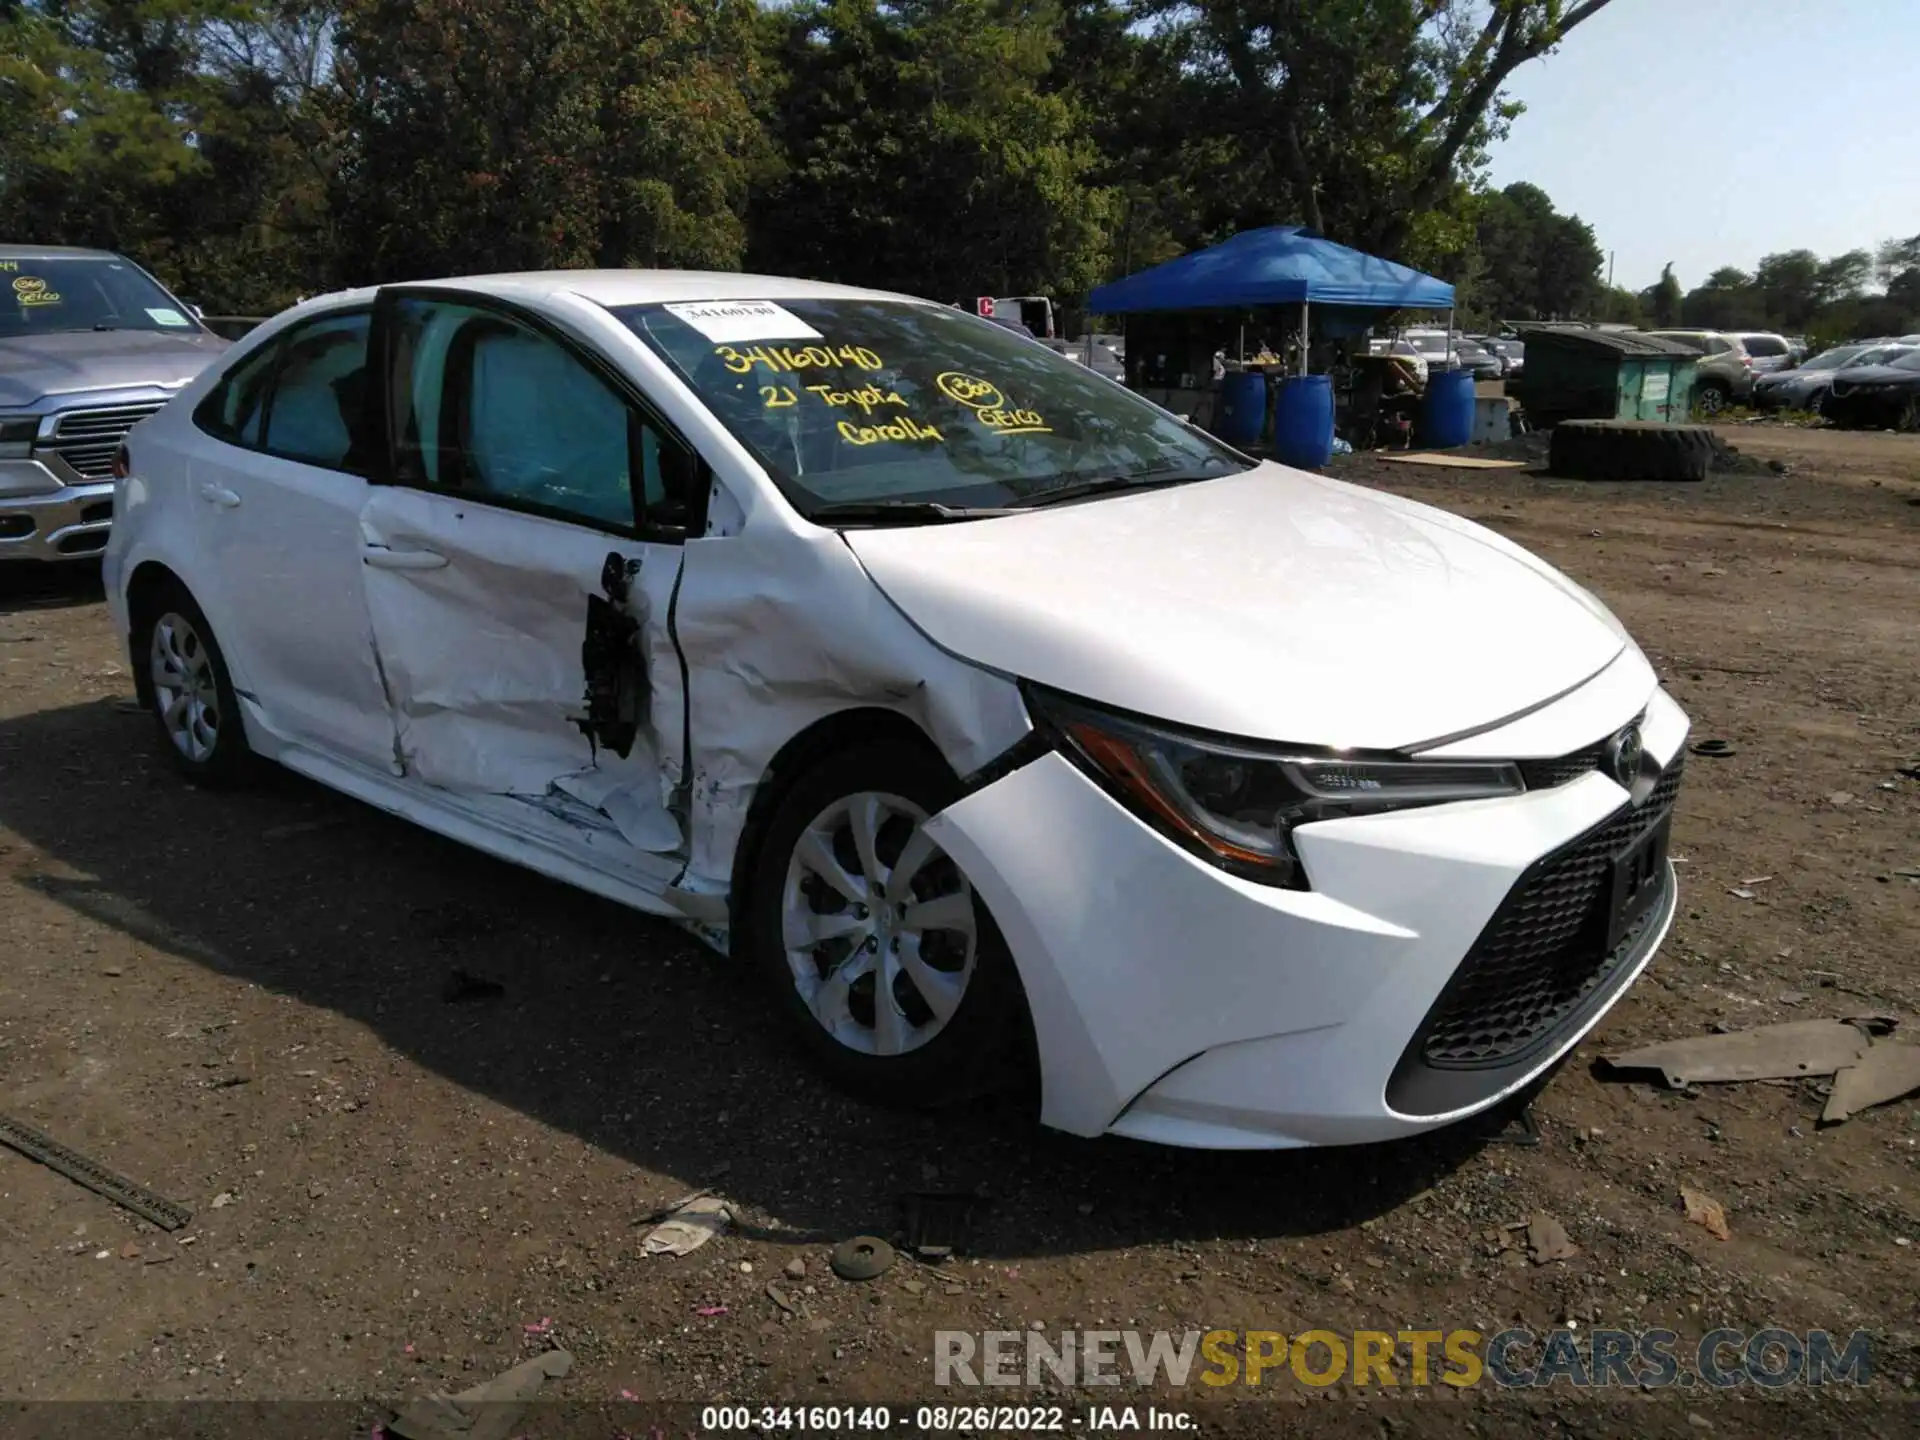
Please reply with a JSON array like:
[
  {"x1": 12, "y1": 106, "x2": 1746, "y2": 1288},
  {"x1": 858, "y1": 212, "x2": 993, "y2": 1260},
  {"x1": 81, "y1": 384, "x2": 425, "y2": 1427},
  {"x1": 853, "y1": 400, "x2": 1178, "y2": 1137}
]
[
  {"x1": 1850, "y1": 345, "x2": 1906, "y2": 366},
  {"x1": 0, "y1": 255, "x2": 198, "y2": 336},
  {"x1": 1802, "y1": 346, "x2": 1864, "y2": 371},
  {"x1": 1892, "y1": 350, "x2": 1920, "y2": 372},
  {"x1": 1406, "y1": 333, "x2": 1450, "y2": 355},
  {"x1": 614, "y1": 298, "x2": 1250, "y2": 519}
]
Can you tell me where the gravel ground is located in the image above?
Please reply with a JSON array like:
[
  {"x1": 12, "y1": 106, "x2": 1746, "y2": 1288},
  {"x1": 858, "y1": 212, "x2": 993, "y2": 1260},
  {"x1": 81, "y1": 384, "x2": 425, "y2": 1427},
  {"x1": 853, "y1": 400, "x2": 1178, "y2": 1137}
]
[{"x1": 0, "y1": 423, "x2": 1916, "y2": 1435}]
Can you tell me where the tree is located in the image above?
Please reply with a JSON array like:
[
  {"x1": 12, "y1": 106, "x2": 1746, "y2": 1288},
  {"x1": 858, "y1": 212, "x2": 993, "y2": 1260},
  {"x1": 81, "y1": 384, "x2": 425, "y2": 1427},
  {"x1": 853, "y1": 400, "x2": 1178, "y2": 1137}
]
[
  {"x1": 1467, "y1": 181, "x2": 1602, "y2": 322},
  {"x1": 1642, "y1": 262, "x2": 1681, "y2": 326},
  {"x1": 332, "y1": 0, "x2": 768, "y2": 283},
  {"x1": 1132, "y1": 0, "x2": 1617, "y2": 261},
  {"x1": 747, "y1": 0, "x2": 1115, "y2": 303}
]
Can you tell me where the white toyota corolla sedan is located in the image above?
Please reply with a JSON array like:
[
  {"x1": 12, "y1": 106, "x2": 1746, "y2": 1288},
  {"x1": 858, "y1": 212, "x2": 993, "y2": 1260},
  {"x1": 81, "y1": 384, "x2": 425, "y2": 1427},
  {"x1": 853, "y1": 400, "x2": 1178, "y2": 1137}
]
[{"x1": 103, "y1": 271, "x2": 1687, "y2": 1149}]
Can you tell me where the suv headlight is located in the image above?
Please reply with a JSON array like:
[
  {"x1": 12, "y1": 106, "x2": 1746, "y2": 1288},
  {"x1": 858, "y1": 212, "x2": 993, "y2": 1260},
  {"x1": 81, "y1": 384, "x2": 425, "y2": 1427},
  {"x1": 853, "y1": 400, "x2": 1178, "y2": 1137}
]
[{"x1": 1029, "y1": 688, "x2": 1522, "y2": 890}]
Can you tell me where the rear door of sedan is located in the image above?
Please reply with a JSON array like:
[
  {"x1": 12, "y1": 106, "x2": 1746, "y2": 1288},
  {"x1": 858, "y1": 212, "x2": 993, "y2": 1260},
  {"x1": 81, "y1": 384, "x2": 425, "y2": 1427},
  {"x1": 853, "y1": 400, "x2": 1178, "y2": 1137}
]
[{"x1": 355, "y1": 286, "x2": 704, "y2": 861}]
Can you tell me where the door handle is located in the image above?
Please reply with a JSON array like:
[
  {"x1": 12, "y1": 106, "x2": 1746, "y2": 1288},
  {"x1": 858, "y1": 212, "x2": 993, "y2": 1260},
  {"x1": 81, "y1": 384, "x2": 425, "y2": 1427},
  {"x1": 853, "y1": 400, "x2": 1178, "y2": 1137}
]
[
  {"x1": 197, "y1": 482, "x2": 241, "y2": 508},
  {"x1": 363, "y1": 546, "x2": 449, "y2": 571}
]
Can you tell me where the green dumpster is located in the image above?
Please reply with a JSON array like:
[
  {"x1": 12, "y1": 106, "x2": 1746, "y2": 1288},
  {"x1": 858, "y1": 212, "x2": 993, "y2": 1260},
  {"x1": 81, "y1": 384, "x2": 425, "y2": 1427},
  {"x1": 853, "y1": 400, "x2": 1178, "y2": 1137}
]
[{"x1": 1511, "y1": 326, "x2": 1698, "y2": 427}]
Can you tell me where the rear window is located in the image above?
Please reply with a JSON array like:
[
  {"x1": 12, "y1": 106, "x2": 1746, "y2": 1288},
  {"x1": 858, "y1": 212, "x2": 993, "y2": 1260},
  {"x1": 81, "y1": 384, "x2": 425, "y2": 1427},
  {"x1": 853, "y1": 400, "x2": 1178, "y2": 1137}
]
[{"x1": 1742, "y1": 336, "x2": 1787, "y2": 356}]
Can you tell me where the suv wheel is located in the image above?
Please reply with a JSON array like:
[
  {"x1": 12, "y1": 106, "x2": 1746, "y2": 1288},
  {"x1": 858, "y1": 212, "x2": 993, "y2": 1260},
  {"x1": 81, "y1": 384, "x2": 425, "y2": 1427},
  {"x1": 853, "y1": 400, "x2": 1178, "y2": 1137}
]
[{"x1": 1694, "y1": 381, "x2": 1729, "y2": 416}]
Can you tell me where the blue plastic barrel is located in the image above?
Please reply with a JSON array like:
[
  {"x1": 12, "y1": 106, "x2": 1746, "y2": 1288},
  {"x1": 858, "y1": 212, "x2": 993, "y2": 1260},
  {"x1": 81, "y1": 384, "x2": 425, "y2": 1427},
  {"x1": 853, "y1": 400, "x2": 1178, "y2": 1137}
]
[
  {"x1": 1273, "y1": 375, "x2": 1335, "y2": 469},
  {"x1": 1422, "y1": 368, "x2": 1476, "y2": 448},
  {"x1": 1216, "y1": 372, "x2": 1268, "y2": 447}
]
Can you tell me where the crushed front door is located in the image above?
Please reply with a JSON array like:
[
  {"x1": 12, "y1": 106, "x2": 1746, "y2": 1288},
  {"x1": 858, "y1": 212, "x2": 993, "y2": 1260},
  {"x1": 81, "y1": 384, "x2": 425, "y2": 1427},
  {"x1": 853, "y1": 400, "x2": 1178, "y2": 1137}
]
[{"x1": 356, "y1": 288, "x2": 700, "y2": 856}]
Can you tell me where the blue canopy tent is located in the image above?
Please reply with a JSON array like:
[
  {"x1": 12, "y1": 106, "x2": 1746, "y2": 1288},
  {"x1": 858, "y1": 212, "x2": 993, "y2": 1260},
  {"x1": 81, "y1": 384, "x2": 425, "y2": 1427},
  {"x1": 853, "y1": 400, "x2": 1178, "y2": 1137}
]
[{"x1": 1088, "y1": 224, "x2": 1456, "y2": 367}]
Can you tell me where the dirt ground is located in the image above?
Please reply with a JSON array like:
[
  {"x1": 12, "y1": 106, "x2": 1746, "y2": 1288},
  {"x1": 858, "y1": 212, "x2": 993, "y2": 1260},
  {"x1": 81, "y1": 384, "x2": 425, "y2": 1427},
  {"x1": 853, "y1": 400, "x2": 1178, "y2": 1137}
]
[{"x1": 1, "y1": 423, "x2": 1916, "y2": 1435}]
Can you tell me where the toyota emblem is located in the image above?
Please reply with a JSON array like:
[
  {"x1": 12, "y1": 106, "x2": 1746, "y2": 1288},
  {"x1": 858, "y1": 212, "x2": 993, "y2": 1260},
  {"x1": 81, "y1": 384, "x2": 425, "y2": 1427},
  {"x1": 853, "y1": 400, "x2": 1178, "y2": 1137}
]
[{"x1": 1605, "y1": 724, "x2": 1645, "y2": 790}]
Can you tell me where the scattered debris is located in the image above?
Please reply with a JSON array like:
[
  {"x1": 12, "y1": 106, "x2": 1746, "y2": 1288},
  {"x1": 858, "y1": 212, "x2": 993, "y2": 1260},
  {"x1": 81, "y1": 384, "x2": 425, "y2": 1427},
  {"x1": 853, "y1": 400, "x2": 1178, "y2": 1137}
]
[
  {"x1": 1527, "y1": 1214, "x2": 1580, "y2": 1264},
  {"x1": 1485, "y1": 1104, "x2": 1542, "y2": 1146},
  {"x1": 1729, "y1": 888, "x2": 1756, "y2": 900},
  {"x1": 766, "y1": 1283, "x2": 795, "y2": 1314},
  {"x1": 522, "y1": 1317, "x2": 553, "y2": 1335},
  {"x1": 441, "y1": 968, "x2": 505, "y2": 1004},
  {"x1": 1821, "y1": 1040, "x2": 1920, "y2": 1125},
  {"x1": 1778, "y1": 991, "x2": 1809, "y2": 1006},
  {"x1": 387, "y1": 1347, "x2": 572, "y2": 1440},
  {"x1": 119, "y1": 1241, "x2": 141, "y2": 1260},
  {"x1": 641, "y1": 1193, "x2": 731, "y2": 1257},
  {"x1": 210, "y1": 1191, "x2": 235, "y2": 1209},
  {"x1": 830, "y1": 1235, "x2": 896, "y2": 1282},
  {"x1": 1827, "y1": 791, "x2": 1855, "y2": 807},
  {"x1": 1600, "y1": 1019, "x2": 1887, "y2": 1088},
  {"x1": 1688, "y1": 739, "x2": 1737, "y2": 758},
  {"x1": 783, "y1": 1257, "x2": 807, "y2": 1281},
  {"x1": 1740, "y1": 875, "x2": 1771, "y2": 886},
  {"x1": 899, "y1": 1192, "x2": 982, "y2": 1261},
  {"x1": 0, "y1": 1112, "x2": 192, "y2": 1231},
  {"x1": 694, "y1": 1305, "x2": 728, "y2": 1317},
  {"x1": 1681, "y1": 1185, "x2": 1731, "y2": 1241}
]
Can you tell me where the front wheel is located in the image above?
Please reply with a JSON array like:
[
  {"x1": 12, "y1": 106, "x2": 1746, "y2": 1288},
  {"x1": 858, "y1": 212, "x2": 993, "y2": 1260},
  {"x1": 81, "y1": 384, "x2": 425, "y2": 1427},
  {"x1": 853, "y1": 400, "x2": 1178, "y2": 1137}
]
[
  {"x1": 744, "y1": 741, "x2": 1033, "y2": 1106},
  {"x1": 1693, "y1": 382, "x2": 1729, "y2": 417}
]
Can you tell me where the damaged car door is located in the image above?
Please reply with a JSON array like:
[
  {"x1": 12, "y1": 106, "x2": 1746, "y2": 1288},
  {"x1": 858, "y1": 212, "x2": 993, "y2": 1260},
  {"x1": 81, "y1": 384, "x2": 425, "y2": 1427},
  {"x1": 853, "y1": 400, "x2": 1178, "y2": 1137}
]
[{"x1": 358, "y1": 288, "x2": 703, "y2": 872}]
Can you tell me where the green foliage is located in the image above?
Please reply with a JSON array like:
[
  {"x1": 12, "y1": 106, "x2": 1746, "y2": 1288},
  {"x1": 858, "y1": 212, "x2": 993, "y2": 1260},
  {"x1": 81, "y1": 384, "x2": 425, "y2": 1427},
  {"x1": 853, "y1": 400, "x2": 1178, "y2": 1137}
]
[
  {"x1": 1672, "y1": 243, "x2": 1915, "y2": 340},
  {"x1": 747, "y1": 0, "x2": 1115, "y2": 303},
  {"x1": 1643, "y1": 262, "x2": 1681, "y2": 327},
  {"x1": 1457, "y1": 181, "x2": 1602, "y2": 325}
]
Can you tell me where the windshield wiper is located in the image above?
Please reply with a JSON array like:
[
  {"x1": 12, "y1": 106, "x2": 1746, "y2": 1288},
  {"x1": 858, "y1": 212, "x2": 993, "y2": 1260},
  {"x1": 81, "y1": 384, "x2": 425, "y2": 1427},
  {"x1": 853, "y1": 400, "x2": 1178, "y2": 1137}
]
[
  {"x1": 1006, "y1": 467, "x2": 1227, "y2": 510},
  {"x1": 808, "y1": 499, "x2": 1023, "y2": 526}
]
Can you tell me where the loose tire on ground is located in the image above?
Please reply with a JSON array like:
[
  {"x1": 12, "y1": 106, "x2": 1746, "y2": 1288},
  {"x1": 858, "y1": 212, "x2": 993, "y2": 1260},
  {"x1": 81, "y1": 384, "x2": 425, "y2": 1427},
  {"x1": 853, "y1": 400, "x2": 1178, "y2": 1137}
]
[
  {"x1": 742, "y1": 740, "x2": 1035, "y2": 1109},
  {"x1": 1547, "y1": 420, "x2": 1718, "y2": 482}
]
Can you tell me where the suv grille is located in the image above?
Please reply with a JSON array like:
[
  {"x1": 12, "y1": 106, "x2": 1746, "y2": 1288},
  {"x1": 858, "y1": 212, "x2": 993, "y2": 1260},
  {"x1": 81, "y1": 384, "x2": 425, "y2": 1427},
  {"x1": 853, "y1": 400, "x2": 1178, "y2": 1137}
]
[
  {"x1": 1415, "y1": 759, "x2": 1683, "y2": 1069},
  {"x1": 43, "y1": 403, "x2": 166, "y2": 479}
]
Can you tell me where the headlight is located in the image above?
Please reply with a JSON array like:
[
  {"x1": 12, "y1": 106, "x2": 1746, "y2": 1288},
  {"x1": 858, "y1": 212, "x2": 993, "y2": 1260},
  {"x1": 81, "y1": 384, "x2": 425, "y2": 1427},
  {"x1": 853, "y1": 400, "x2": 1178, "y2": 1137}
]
[
  {"x1": 0, "y1": 415, "x2": 37, "y2": 458},
  {"x1": 1028, "y1": 688, "x2": 1523, "y2": 890}
]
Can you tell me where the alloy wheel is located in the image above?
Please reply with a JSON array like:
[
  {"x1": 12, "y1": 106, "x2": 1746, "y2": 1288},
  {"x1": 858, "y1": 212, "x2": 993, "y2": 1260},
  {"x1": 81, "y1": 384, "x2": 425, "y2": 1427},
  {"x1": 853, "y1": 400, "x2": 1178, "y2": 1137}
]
[
  {"x1": 149, "y1": 610, "x2": 221, "y2": 763},
  {"x1": 780, "y1": 791, "x2": 978, "y2": 1057}
]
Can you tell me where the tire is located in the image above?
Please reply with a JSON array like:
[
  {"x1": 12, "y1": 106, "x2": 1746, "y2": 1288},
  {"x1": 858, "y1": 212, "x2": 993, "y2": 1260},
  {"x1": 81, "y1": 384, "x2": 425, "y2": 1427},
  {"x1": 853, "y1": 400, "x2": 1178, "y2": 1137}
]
[
  {"x1": 1547, "y1": 421, "x2": 1717, "y2": 482},
  {"x1": 1693, "y1": 381, "x2": 1730, "y2": 417},
  {"x1": 135, "y1": 581, "x2": 252, "y2": 786},
  {"x1": 743, "y1": 740, "x2": 1034, "y2": 1107}
]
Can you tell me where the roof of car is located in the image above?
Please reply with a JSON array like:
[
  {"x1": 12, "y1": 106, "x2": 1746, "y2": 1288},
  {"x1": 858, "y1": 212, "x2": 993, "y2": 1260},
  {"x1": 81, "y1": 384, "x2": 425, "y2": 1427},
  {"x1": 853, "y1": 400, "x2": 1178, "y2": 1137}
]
[
  {"x1": 406, "y1": 269, "x2": 917, "y2": 308},
  {"x1": 0, "y1": 243, "x2": 124, "y2": 260}
]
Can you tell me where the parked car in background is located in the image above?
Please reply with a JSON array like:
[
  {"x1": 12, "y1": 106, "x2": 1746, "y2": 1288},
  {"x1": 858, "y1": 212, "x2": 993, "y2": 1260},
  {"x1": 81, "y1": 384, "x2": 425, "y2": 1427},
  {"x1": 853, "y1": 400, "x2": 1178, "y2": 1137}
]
[
  {"x1": 1480, "y1": 337, "x2": 1525, "y2": 378},
  {"x1": 1366, "y1": 337, "x2": 1429, "y2": 385},
  {"x1": 1, "y1": 244, "x2": 228, "y2": 562},
  {"x1": 1070, "y1": 335, "x2": 1126, "y2": 381},
  {"x1": 1643, "y1": 330, "x2": 1755, "y2": 414},
  {"x1": 1822, "y1": 348, "x2": 1920, "y2": 430},
  {"x1": 1753, "y1": 341, "x2": 1909, "y2": 412},
  {"x1": 1451, "y1": 339, "x2": 1504, "y2": 381},
  {"x1": 1731, "y1": 332, "x2": 1794, "y2": 374},
  {"x1": 103, "y1": 269, "x2": 1689, "y2": 1149},
  {"x1": 1783, "y1": 336, "x2": 1809, "y2": 363}
]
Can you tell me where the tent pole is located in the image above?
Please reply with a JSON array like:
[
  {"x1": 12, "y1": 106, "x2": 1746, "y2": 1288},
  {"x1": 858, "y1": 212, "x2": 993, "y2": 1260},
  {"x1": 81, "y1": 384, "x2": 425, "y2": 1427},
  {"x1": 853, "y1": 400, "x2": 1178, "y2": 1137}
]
[
  {"x1": 1446, "y1": 308, "x2": 1454, "y2": 370},
  {"x1": 1300, "y1": 300, "x2": 1310, "y2": 375}
]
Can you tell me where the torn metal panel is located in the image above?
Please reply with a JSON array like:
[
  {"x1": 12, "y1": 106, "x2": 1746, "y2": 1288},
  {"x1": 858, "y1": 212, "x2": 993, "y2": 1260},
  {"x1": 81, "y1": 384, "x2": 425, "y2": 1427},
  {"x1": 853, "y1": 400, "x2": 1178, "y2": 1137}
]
[
  {"x1": 667, "y1": 525, "x2": 1031, "y2": 893},
  {"x1": 1600, "y1": 1020, "x2": 1873, "y2": 1088},
  {"x1": 358, "y1": 486, "x2": 686, "y2": 851}
]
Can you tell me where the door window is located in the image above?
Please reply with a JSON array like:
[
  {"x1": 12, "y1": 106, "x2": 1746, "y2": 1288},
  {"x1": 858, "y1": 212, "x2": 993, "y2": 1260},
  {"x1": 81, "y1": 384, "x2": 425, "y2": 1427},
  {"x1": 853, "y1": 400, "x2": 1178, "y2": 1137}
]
[
  {"x1": 193, "y1": 340, "x2": 279, "y2": 447},
  {"x1": 384, "y1": 297, "x2": 693, "y2": 533},
  {"x1": 261, "y1": 311, "x2": 372, "y2": 471}
]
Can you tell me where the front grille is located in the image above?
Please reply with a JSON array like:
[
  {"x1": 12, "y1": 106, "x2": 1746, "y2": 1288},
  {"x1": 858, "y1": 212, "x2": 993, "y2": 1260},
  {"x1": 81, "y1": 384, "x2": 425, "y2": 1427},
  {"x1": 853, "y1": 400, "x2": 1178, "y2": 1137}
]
[
  {"x1": 1416, "y1": 759, "x2": 1684, "y2": 1069},
  {"x1": 1518, "y1": 740, "x2": 1607, "y2": 790},
  {"x1": 42, "y1": 403, "x2": 165, "y2": 479}
]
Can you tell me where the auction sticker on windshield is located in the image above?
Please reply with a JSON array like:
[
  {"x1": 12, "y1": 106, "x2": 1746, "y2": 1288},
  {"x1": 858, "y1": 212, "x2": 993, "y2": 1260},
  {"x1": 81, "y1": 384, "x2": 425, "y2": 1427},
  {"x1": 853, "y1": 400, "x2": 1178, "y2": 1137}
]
[{"x1": 663, "y1": 300, "x2": 822, "y2": 344}]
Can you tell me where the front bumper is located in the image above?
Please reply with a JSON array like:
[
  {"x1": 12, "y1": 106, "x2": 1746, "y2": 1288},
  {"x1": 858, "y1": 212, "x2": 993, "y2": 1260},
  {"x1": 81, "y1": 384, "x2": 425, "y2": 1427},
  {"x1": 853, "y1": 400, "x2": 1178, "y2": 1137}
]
[
  {"x1": 0, "y1": 470, "x2": 116, "y2": 562},
  {"x1": 925, "y1": 682, "x2": 1687, "y2": 1149}
]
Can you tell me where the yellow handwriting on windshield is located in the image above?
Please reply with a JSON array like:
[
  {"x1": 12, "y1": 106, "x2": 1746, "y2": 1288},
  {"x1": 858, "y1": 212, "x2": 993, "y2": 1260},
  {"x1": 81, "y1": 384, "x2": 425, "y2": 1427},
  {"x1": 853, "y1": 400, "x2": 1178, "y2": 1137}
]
[
  {"x1": 12, "y1": 276, "x2": 61, "y2": 306},
  {"x1": 935, "y1": 371, "x2": 1050, "y2": 436},
  {"x1": 0, "y1": 261, "x2": 17, "y2": 272},
  {"x1": 760, "y1": 385, "x2": 798, "y2": 408},
  {"x1": 717, "y1": 343, "x2": 884, "y2": 375},
  {"x1": 807, "y1": 383, "x2": 907, "y2": 416},
  {"x1": 837, "y1": 417, "x2": 944, "y2": 446}
]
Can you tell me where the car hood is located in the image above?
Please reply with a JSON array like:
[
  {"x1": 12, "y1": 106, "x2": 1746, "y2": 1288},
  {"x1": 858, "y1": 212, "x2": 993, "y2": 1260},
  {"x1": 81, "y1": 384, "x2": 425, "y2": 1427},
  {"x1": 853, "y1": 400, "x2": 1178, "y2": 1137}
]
[
  {"x1": 0, "y1": 328, "x2": 230, "y2": 408},
  {"x1": 844, "y1": 464, "x2": 1628, "y2": 750}
]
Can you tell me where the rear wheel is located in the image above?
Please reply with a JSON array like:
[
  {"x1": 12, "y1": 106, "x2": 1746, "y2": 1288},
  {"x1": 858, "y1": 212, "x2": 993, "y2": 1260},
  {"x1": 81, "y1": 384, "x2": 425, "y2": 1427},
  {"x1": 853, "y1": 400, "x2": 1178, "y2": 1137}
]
[
  {"x1": 137, "y1": 583, "x2": 251, "y2": 786},
  {"x1": 744, "y1": 741, "x2": 1032, "y2": 1106},
  {"x1": 1693, "y1": 381, "x2": 1730, "y2": 417}
]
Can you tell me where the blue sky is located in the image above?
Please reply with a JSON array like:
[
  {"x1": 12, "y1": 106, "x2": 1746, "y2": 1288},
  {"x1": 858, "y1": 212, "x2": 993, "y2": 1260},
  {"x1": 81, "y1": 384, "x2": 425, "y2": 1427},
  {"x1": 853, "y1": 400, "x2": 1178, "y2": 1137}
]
[{"x1": 1485, "y1": 0, "x2": 1920, "y2": 292}]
